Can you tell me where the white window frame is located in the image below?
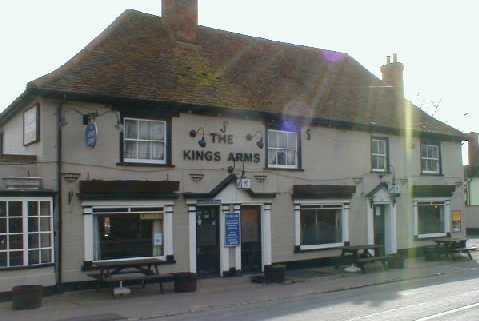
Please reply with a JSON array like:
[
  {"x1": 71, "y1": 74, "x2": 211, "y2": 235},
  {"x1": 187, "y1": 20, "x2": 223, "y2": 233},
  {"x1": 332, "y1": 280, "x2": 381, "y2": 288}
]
[
  {"x1": 267, "y1": 129, "x2": 298, "y2": 169},
  {"x1": 294, "y1": 200, "x2": 350, "y2": 251},
  {"x1": 82, "y1": 201, "x2": 174, "y2": 263},
  {"x1": 413, "y1": 198, "x2": 450, "y2": 239},
  {"x1": 371, "y1": 137, "x2": 388, "y2": 173},
  {"x1": 0, "y1": 197, "x2": 54, "y2": 268},
  {"x1": 123, "y1": 117, "x2": 167, "y2": 165},
  {"x1": 420, "y1": 143, "x2": 441, "y2": 174}
]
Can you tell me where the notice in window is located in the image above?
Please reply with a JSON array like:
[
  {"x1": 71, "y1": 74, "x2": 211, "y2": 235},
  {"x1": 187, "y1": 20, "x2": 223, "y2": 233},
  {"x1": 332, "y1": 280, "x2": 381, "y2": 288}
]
[
  {"x1": 452, "y1": 210, "x2": 462, "y2": 232},
  {"x1": 154, "y1": 233, "x2": 163, "y2": 246}
]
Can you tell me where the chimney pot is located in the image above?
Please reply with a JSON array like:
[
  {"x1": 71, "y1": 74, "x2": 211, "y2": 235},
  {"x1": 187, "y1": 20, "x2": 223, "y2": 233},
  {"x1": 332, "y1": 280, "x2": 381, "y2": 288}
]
[
  {"x1": 393, "y1": 53, "x2": 398, "y2": 63},
  {"x1": 386, "y1": 56, "x2": 391, "y2": 64}
]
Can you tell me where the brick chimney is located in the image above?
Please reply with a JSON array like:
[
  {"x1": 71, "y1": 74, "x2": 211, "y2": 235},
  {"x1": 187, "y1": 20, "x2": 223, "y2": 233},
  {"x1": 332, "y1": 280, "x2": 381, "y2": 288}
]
[
  {"x1": 162, "y1": 0, "x2": 198, "y2": 43},
  {"x1": 380, "y1": 53, "x2": 404, "y2": 98},
  {"x1": 468, "y1": 132, "x2": 479, "y2": 167}
]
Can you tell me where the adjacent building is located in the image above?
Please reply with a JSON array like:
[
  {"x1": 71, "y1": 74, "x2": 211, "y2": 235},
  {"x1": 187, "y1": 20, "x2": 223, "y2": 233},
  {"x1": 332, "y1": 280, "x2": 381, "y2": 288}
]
[
  {"x1": 0, "y1": 0, "x2": 466, "y2": 294},
  {"x1": 464, "y1": 133, "x2": 479, "y2": 234}
]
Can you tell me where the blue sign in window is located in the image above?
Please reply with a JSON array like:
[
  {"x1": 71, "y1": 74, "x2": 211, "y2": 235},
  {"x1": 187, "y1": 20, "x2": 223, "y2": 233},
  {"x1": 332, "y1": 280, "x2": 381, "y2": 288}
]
[{"x1": 225, "y1": 212, "x2": 240, "y2": 247}]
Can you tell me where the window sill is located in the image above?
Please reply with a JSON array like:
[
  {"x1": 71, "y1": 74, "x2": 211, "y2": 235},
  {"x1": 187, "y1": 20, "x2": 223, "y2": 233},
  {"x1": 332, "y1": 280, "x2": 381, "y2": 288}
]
[
  {"x1": 0, "y1": 263, "x2": 54, "y2": 272},
  {"x1": 371, "y1": 170, "x2": 391, "y2": 175},
  {"x1": 420, "y1": 172, "x2": 444, "y2": 177},
  {"x1": 415, "y1": 232, "x2": 448, "y2": 240},
  {"x1": 82, "y1": 255, "x2": 176, "y2": 271},
  {"x1": 295, "y1": 242, "x2": 345, "y2": 253},
  {"x1": 265, "y1": 167, "x2": 304, "y2": 172},
  {"x1": 117, "y1": 162, "x2": 175, "y2": 168}
]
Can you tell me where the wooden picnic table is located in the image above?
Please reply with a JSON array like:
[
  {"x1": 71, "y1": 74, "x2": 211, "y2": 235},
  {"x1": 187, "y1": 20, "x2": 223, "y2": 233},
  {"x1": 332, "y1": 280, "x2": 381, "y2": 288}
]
[
  {"x1": 337, "y1": 244, "x2": 386, "y2": 272},
  {"x1": 433, "y1": 237, "x2": 476, "y2": 260},
  {"x1": 88, "y1": 257, "x2": 174, "y2": 294}
]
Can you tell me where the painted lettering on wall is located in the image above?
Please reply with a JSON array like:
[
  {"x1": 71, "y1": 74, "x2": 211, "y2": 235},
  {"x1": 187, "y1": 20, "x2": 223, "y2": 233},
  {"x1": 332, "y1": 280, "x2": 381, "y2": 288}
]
[{"x1": 183, "y1": 150, "x2": 261, "y2": 163}]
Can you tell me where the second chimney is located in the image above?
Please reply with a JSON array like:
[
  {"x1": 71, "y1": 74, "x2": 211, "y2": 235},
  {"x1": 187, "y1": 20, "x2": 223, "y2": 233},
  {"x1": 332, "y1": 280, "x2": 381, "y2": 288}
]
[
  {"x1": 162, "y1": 0, "x2": 198, "y2": 43},
  {"x1": 380, "y1": 53, "x2": 404, "y2": 98}
]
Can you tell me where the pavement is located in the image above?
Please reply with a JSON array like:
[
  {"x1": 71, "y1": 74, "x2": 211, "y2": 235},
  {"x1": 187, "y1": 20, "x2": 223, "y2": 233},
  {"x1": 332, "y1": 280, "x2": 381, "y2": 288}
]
[{"x1": 1, "y1": 252, "x2": 479, "y2": 321}]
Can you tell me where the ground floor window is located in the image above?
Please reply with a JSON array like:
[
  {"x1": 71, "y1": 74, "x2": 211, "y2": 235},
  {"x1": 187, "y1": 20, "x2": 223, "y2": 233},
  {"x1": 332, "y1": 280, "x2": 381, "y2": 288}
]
[
  {"x1": 417, "y1": 202, "x2": 445, "y2": 235},
  {"x1": 296, "y1": 202, "x2": 349, "y2": 250},
  {"x1": 94, "y1": 212, "x2": 164, "y2": 261},
  {"x1": 0, "y1": 198, "x2": 53, "y2": 268}
]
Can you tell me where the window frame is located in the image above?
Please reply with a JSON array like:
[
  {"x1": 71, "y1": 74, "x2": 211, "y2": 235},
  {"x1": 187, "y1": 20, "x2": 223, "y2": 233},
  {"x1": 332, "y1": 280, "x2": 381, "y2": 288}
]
[
  {"x1": 122, "y1": 117, "x2": 168, "y2": 165},
  {"x1": 82, "y1": 202, "x2": 175, "y2": 265},
  {"x1": 266, "y1": 128, "x2": 300, "y2": 170},
  {"x1": 371, "y1": 137, "x2": 389, "y2": 173},
  {"x1": 94, "y1": 211, "x2": 165, "y2": 262},
  {"x1": 295, "y1": 200, "x2": 350, "y2": 251},
  {"x1": 420, "y1": 140, "x2": 442, "y2": 175},
  {"x1": 23, "y1": 104, "x2": 40, "y2": 146},
  {"x1": 0, "y1": 197, "x2": 54, "y2": 269},
  {"x1": 413, "y1": 198, "x2": 450, "y2": 239}
]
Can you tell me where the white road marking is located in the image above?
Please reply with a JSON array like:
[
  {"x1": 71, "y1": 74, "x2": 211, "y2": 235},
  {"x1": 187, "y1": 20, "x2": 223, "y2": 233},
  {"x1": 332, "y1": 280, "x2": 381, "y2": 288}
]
[{"x1": 415, "y1": 302, "x2": 479, "y2": 321}]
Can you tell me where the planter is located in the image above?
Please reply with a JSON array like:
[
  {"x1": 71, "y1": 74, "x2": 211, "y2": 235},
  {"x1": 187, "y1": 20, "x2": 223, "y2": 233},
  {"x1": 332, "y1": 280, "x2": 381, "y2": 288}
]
[
  {"x1": 264, "y1": 265, "x2": 286, "y2": 283},
  {"x1": 12, "y1": 285, "x2": 43, "y2": 310},
  {"x1": 388, "y1": 254, "x2": 405, "y2": 269},
  {"x1": 174, "y1": 273, "x2": 197, "y2": 293}
]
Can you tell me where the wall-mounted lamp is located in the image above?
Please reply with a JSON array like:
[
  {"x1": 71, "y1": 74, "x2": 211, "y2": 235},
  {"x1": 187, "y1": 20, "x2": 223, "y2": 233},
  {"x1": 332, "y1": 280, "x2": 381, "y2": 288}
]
[
  {"x1": 189, "y1": 127, "x2": 207, "y2": 148},
  {"x1": 246, "y1": 131, "x2": 264, "y2": 149},
  {"x1": 220, "y1": 121, "x2": 228, "y2": 133}
]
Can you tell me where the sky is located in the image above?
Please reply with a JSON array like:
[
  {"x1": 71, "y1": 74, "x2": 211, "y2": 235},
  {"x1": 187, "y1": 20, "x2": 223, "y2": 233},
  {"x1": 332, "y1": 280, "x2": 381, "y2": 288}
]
[{"x1": 1, "y1": 0, "x2": 477, "y2": 162}]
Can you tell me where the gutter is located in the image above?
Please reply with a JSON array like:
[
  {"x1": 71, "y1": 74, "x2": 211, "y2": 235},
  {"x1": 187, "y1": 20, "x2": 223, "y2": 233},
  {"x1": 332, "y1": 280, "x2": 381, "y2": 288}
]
[{"x1": 55, "y1": 96, "x2": 66, "y2": 290}]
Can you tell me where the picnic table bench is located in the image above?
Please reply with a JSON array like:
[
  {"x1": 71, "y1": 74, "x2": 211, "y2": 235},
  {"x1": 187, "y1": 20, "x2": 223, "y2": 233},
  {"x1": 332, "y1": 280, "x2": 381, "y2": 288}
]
[
  {"x1": 87, "y1": 257, "x2": 174, "y2": 295},
  {"x1": 336, "y1": 244, "x2": 387, "y2": 273},
  {"x1": 434, "y1": 238, "x2": 477, "y2": 260}
]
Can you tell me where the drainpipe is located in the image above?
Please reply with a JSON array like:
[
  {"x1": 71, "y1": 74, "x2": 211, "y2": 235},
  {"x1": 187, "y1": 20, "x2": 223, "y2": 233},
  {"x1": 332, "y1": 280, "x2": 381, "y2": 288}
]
[{"x1": 56, "y1": 97, "x2": 66, "y2": 290}]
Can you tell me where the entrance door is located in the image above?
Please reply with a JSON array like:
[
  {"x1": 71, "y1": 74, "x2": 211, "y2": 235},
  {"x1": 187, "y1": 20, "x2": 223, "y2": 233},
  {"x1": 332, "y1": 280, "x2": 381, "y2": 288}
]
[
  {"x1": 241, "y1": 206, "x2": 262, "y2": 273},
  {"x1": 196, "y1": 207, "x2": 220, "y2": 276},
  {"x1": 373, "y1": 205, "x2": 386, "y2": 256}
]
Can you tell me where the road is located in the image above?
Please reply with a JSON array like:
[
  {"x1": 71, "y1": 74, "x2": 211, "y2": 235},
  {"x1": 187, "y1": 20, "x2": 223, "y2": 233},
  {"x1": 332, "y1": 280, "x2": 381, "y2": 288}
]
[{"x1": 157, "y1": 270, "x2": 479, "y2": 321}]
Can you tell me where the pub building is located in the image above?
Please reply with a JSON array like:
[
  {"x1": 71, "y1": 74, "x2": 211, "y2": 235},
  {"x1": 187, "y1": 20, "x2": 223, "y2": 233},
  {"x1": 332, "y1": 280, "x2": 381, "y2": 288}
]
[{"x1": 0, "y1": 0, "x2": 466, "y2": 294}]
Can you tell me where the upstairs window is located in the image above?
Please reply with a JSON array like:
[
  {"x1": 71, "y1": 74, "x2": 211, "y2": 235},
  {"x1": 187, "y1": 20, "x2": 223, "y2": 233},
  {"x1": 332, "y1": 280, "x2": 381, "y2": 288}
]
[
  {"x1": 371, "y1": 137, "x2": 388, "y2": 172},
  {"x1": 123, "y1": 118, "x2": 167, "y2": 164},
  {"x1": 420, "y1": 141, "x2": 441, "y2": 174},
  {"x1": 267, "y1": 129, "x2": 298, "y2": 169}
]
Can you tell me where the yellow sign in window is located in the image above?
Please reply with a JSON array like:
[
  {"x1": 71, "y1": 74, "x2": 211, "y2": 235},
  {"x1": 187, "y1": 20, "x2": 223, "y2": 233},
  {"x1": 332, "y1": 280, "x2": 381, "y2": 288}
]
[{"x1": 140, "y1": 213, "x2": 163, "y2": 220}]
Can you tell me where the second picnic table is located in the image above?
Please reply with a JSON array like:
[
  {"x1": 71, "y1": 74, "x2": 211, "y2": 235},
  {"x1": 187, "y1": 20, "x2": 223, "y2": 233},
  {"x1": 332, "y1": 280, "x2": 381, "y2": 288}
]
[
  {"x1": 337, "y1": 244, "x2": 386, "y2": 272},
  {"x1": 88, "y1": 257, "x2": 174, "y2": 294},
  {"x1": 433, "y1": 237, "x2": 476, "y2": 260}
]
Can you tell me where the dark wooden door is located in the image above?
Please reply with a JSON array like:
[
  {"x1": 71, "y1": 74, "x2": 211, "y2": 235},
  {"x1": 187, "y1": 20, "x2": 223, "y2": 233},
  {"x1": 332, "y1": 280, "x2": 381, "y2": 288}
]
[
  {"x1": 196, "y1": 207, "x2": 220, "y2": 276},
  {"x1": 241, "y1": 206, "x2": 262, "y2": 273},
  {"x1": 374, "y1": 205, "x2": 386, "y2": 256}
]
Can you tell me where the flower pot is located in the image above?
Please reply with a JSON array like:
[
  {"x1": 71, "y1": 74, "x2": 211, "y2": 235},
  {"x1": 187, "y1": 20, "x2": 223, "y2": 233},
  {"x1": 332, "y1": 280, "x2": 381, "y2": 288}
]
[
  {"x1": 12, "y1": 285, "x2": 43, "y2": 310},
  {"x1": 174, "y1": 273, "x2": 197, "y2": 293},
  {"x1": 388, "y1": 254, "x2": 405, "y2": 269},
  {"x1": 264, "y1": 265, "x2": 286, "y2": 283}
]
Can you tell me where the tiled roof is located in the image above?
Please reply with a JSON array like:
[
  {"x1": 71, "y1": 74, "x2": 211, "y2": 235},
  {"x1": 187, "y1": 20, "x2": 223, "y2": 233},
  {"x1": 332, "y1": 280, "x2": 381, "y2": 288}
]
[{"x1": 5, "y1": 9, "x2": 464, "y2": 139}]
